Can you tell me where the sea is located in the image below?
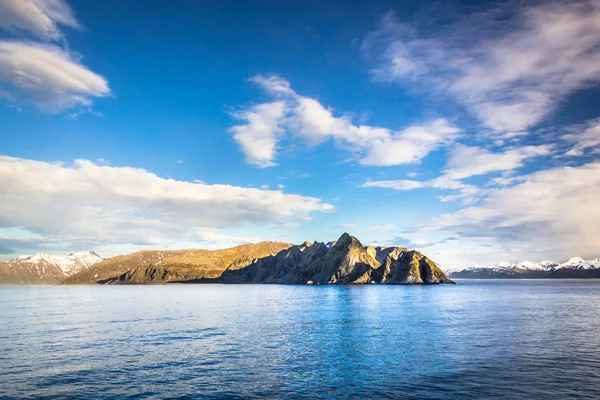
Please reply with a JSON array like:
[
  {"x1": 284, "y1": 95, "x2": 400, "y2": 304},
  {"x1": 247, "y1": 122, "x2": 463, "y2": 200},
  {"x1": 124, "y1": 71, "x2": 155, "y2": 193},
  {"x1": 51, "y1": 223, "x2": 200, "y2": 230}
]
[{"x1": 1, "y1": 280, "x2": 599, "y2": 399}]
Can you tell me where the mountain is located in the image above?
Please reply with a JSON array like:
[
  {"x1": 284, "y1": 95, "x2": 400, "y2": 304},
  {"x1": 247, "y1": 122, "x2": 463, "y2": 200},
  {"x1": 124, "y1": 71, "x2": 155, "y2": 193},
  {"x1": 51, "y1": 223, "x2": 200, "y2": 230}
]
[
  {"x1": 204, "y1": 233, "x2": 454, "y2": 285},
  {"x1": 26, "y1": 234, "x2": 453, "y2": 285},
  {"x1": 64, "y1": 242, "x2": 292, "y2": 284},
  {"x1": 450, "y1": 257, "x2": 600, "y2": 279},
  {"x1": 0, "y1": 251, "x2": 104, "y2": 284}
]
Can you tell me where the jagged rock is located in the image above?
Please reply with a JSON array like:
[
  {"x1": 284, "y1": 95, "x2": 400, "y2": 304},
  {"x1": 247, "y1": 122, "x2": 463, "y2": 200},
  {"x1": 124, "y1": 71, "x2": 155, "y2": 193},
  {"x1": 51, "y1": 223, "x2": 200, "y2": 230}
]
[
  {"x1": 216, "y1": 233, "x2": 454, "y2": 285},
  {"x1": 57, "y1": 234, "x2": 453, "y2": 285}
]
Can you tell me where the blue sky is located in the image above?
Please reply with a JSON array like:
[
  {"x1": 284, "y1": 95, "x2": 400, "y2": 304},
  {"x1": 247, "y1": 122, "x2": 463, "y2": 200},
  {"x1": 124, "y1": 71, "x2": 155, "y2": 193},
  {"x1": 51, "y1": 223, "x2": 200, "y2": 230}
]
[{"x1": 1, "y1": 0, "x2": 600, "y2": 269}]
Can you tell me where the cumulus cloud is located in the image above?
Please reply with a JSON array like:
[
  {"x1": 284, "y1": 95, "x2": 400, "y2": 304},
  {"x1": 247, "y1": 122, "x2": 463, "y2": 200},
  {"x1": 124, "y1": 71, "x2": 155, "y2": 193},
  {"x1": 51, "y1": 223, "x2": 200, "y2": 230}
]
[
  {"x1": 0, "y1": 156, "x2": 334, "y2": 251},
  {"x1": 423, "y1": 162, "x2": 600, "y2": 263},
  {"x1": 229, "y1": 101, "x2": 286, "y2": 167},
  {"x1": 0, "y1": 41, "x2": 110, "y2": 112},
  {"x1": 364, "y1": 1, "x2": 600, "y2": 135},
  {"x1": 359, "y1": 119, "x2": 459, "y2": 166},
  {"x1": 0, "y1": 0, "x2": 79, "y2": 41},
  {"x1": 231, "y1": 74, "x2": 459, "y2": 167}
]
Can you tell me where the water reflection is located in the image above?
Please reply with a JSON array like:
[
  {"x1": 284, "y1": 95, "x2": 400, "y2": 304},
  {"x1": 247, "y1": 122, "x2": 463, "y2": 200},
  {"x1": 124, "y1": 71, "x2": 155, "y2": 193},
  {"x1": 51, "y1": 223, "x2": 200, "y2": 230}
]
[{"x1": 1, "y1": 281, "x2": 600, "y2": 399}]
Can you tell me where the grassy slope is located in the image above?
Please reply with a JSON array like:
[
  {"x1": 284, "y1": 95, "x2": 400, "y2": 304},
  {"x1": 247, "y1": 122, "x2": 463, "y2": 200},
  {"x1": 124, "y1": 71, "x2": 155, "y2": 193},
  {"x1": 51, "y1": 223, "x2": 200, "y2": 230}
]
[{"x1": 64, "y1": 242, "x2": 292, "y2": 284}]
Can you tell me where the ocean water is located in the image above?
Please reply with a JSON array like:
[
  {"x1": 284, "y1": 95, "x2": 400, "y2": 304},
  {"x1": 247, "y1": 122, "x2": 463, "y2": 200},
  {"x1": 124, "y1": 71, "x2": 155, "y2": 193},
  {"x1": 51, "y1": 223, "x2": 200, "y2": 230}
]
[{"x1": 1, "y1": 281, "x2": 600, "y2": 399}]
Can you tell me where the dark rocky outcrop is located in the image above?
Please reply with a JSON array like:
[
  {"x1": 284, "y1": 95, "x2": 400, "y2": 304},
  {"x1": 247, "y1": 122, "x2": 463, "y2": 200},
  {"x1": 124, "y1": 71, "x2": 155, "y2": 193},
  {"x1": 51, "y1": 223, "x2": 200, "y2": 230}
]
[{"x1": 210, "y1": 233, "x2": 454, "y2": 285}]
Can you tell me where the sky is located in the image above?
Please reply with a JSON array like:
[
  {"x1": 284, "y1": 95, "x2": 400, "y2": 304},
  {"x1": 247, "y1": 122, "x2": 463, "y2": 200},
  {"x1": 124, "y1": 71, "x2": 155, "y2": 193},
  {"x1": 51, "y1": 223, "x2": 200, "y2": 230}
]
[{"x1": 0, "y1": 0, "x2": 599, "y2": 270}]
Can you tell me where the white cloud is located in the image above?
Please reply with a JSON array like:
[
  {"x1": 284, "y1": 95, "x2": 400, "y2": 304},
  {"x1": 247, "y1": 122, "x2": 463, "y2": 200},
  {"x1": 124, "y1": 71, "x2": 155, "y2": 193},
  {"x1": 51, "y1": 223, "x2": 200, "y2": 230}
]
[
  {"x1": 365, "y1": 2, "x2": 600, "y2": 134},
  {"x1": 360, "y1": 119, "x2": 459, "y2": 166},
  {"x1": 231, "y1": 74, "x2": 459, "y2": 167},
  {"x1": 363, "y1": 144, "x2": 550, "y2": 203},
  {"x1": 229, "y1": 101, "x2": 286, "y2": 167},
  {"x1": 562, "y1": 119, "x2": 600, "y2": 156},
  {"x1": 290, "y1": 96, "x2": 390, "y2": 147},
  {"x1": 0, "y1": 156, "x2": 334, "y2": 252},
  {"x1": 249, "y1": 74, "x2": 296, "y2": 96},
  {"x1": 443, "y1": 144, "x2": 552, "y2": 180},
  {"x1": 0, "y1": 0, "x2": 80, "y2": 41},
  {"x1": 0, "y1": 41, "x2": 110, "y2": 112},
  {"x1": 424, "y1": 162, "x2": 600, "y2": 263}
]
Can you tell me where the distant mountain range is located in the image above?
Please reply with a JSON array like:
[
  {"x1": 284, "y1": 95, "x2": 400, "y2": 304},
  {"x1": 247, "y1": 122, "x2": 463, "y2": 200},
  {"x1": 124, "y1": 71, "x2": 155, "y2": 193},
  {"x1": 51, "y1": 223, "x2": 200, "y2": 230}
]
[
  {"x1": 1, "y1": 234, "x2": 454, "y2": 285},
  {"x1": 450, "y1": 257, "x2": 600, "y2": 279},
  {"x1": 0, "y1": 251, "x2": 104, "y2": 284}
]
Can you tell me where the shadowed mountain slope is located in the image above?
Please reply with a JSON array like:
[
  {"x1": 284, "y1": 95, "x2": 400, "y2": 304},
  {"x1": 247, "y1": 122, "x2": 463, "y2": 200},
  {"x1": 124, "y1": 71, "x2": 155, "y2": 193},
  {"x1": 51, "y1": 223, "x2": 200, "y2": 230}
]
[{"x1": 209, "y1": 233, "x2": 453, "y2": 285}]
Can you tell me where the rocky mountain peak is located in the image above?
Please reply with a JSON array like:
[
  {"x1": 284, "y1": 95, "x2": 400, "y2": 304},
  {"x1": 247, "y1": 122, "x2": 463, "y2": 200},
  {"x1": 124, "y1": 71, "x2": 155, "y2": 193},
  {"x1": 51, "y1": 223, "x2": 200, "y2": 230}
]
[
  {"x1": 216, "y1": 234, "x2": 453, "y2": 285},
  {"x1": 333, "y1": 232, "x2": 362, "y2": 249}
]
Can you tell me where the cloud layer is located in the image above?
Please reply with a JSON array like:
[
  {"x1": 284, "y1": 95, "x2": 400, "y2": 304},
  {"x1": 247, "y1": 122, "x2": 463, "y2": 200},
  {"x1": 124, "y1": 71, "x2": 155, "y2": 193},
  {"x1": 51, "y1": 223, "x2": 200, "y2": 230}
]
[
  {"x1": 424, "y1": 162, "x2": 600, "y2": 263},
  {"x1": 364, "y1": 1, "x2": 600, "y2": 135},
  {"x1": 0, "y1": 0, "x2": 80, "y2": 41},
  {"x1": 0, "y1": 156, "x2": 334, "y2": 252},
  {"x1": 363, "y1": 144, "x2": 552, "y2": 204},
  {"x1": 0, "y1": 0, "x2": 110, "y2": 112},
  {"x1": 230, "y1": 74, "x2": 459, "y2": 167},
  {"x1": 0, "y1": 41, "x2": 110, "y2": 112}
]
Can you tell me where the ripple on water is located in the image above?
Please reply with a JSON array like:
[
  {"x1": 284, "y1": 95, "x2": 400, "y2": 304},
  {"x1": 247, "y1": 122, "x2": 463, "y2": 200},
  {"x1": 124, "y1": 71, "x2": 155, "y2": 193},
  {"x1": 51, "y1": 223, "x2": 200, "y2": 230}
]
[{"x1": 1, "y1": 281, "x2": 600, "y2": 399}]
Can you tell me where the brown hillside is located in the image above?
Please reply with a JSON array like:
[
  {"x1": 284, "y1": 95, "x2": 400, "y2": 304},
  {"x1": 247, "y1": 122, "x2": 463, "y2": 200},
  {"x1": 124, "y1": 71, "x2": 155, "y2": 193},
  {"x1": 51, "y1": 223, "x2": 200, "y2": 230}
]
[{"x1": 63, "y1": 242, "x2": 292, "y2": 284}]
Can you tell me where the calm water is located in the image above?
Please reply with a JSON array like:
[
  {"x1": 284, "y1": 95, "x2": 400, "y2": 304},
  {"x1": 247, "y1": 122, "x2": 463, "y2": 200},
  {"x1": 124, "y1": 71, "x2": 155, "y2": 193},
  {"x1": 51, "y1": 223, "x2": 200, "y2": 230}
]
[{"x1": 1, "y1": 281, "x2": 600, "y2": 399}]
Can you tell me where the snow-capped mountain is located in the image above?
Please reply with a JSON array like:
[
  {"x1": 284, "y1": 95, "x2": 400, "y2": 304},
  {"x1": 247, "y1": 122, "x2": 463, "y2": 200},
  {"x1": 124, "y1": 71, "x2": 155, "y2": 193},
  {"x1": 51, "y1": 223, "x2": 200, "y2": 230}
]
[
  {"x1": 463, "y1": 260, "x2": 558, "y2": 272},
  {"x1": 451, "y1": 257, "x2": 600, "y2": 279},
  {"x1": 0, "y1": 251, "x2": 104, "y2": 284},
  {"x1": 15, "y1": 251, "x2": 104, "y2": 275},
  {"x1": 557, "y1": 257, "x2": 600, "y2": 270}
]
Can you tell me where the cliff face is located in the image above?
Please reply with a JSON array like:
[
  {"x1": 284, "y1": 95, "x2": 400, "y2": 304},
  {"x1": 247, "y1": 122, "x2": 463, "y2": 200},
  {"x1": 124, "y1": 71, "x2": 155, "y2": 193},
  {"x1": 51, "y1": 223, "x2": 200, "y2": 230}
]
[{"x1": 216, "y1": 233, "x2": 454, "y2": 285}]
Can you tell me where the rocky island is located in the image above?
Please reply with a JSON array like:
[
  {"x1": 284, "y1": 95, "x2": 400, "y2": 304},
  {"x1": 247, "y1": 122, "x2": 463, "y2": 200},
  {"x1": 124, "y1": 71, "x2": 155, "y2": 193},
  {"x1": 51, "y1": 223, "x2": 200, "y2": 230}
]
[
  {"x1": 208, "y1": 233, "x2": 453, "y2": 284},
  {"x1": 1, "y1": 234, "x2": 454, "y2": 285}
]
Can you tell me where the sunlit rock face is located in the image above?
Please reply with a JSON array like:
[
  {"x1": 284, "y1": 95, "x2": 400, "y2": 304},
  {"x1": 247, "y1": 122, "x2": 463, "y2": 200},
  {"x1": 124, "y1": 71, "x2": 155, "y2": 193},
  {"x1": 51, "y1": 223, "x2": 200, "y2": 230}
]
[{"x1": 218, "y1": 233, "x2": 454, "y2": 285}]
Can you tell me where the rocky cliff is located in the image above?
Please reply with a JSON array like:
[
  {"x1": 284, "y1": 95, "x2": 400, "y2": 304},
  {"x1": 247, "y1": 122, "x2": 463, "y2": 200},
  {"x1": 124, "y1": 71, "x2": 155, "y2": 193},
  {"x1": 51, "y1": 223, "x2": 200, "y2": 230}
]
[{"x1": 210, "y1": 233, "x2": 453, "y2": 285}]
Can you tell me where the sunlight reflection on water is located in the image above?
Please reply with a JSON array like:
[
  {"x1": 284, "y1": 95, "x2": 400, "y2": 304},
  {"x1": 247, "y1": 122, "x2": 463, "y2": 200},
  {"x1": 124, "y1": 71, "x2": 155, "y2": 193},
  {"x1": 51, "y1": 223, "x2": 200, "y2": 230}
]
[{"x1": 1, "y1": 281, "x2": 600, "y2": 399}]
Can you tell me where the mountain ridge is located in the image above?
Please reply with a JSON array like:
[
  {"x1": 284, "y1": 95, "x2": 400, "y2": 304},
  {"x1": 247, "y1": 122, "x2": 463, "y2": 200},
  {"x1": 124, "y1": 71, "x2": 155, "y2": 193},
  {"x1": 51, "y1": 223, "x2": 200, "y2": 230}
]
[
  {"x1": 2, "y1": 235, "x2": 454, "y2": 285},
  {"x1": 0, "y1": 251, "x2": 104, "y2": 284},
  {"x1": 451, "y1": 257, "x2": 600, "y2": 279}
]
